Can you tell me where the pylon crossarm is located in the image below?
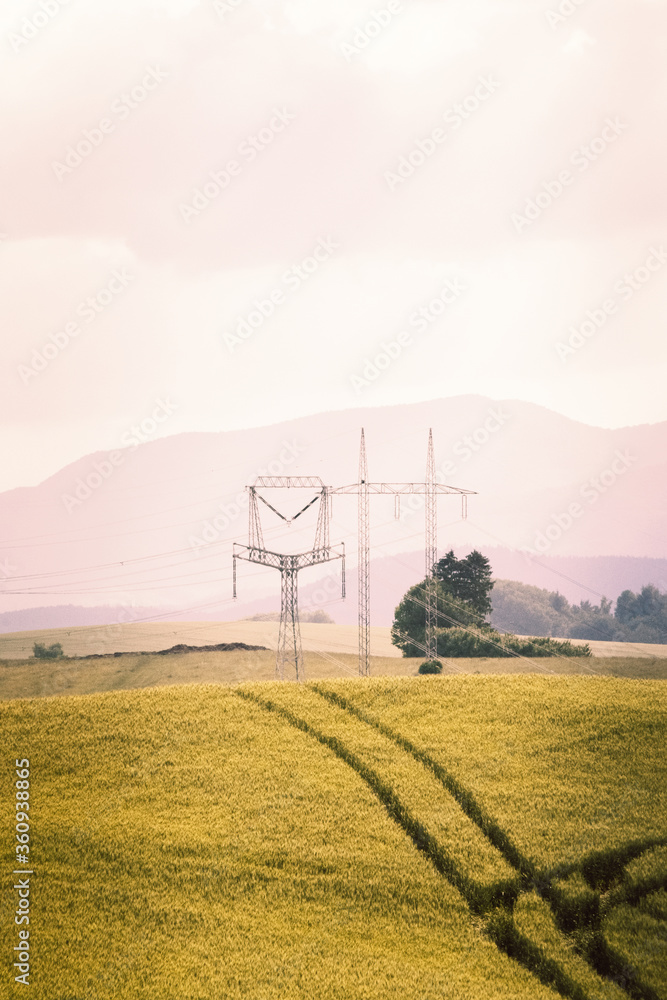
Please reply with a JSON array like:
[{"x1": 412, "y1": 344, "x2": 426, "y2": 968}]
[
  {"x1": 330, "y1": 482, "x2": 476, "y2": 495},
  {"x1": 232, "y1": 545, "x2": 284, "y2": 570},
  {"x1": 233, "y1": 543, "x2": 344, "y2": 571},
  {"x1": 254, "y1": 476, "x2": 324, "y2": 488}
]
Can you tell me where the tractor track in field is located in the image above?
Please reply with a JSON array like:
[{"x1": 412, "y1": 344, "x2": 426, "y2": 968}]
[{"x1": 236, "y1": 685, "x2": 666, "y2": 1000}]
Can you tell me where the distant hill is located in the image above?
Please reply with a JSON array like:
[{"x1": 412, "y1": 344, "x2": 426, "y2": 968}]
[
  {"x1": 0, "y1": 395, "x2": 665, "y2": 626},
  {"x1": 2, "y1": 550, "x2": 667, "y2": 632},
  {"x1": 0, "y1": 604, "x2": 168, "y2": 634},
  {"x1": 490, "y1": 578, "x2": 667, "y2": 643}
]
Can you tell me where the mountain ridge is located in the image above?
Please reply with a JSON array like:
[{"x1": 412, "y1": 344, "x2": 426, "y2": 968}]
[{"x1": 1, "y1": 395, "x2": 665, "y2": 623}]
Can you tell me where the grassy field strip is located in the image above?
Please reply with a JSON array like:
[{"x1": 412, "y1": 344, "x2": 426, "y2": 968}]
[
  {"x1": 3, "y1": 684, "x2": 565, "y2": 1000},
  {"x1": 0, "y1": 651, "x2": 665, "y2": 702},
  {"x1": 0, "y1": 650, "x2": 419, "y2": 700},
  {"x1": 552, "y1": 873, "x2": 602, "y2": 932},
  {"x1": 312, "y1": 682, "x2": 537, "y2": 880},
  {"x1": 637, "y1": 889, "x2": 667, "y2": 922},
  {"x1": 2, "y1": 620, "x2": 667, "y2": 662},
  {"x1": 238, "y1": 684, "x2": 642, "y2": 1000},
  {"x1": 602, "y1": 905, "x2": 667, "y2": 999},
  {"x1": 328, "y1": 675, "x2": 667, "y2": 870},
  {"x1": 0, "y1": 621, "x2": 401, "y2": 659},
  {"x1": 603, "y1": 847, "x2": 667, "y2": 911},
  {"x1": 238, "y1": 684, "x2": 520, "y2": 912},
  {"x1": 310, "y1": 677, "x2": 667, "y2": 999},
  {"x1": 310, "y1": 682, "x2": 667, "y2": 999},
  {"x1": 513, "y1": 892, "x2": 627, "y2": 1000}
]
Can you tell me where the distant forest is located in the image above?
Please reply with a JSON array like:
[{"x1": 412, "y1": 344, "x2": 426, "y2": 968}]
[{"x1": 490, "y1": 580, "x2": 667, "y2": 644}]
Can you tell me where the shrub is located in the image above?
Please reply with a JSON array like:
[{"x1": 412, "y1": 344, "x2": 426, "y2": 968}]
[
  {"x1": 435, "y1": 627, "x2": 590, "y2": 659},
  {"x1": 33, "y1": 642, "x2": 64, "y2": 660},
  {"x1": 392, "y1": 577, "x2": 480, "y2": 656},
  {"x1": 418, "y1": 659, "x2": 443, "y2": 674}
]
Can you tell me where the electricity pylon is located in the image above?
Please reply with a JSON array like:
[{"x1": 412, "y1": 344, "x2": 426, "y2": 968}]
[
  {"x1": 233, "y1": 476, "x2": 345, "y2": 681},
  {"x1": 425, "y1": 429, "x2": 437, "y2": 659},
  {"x1": 358, "y1": 430, "x2": 370, "y2": 675},
  {"x1": 232, "y1": 436, "x2": 474, "y2": 680},
  {"x1": 330, "y1": 430, "x2": 474, "y2": 675}
]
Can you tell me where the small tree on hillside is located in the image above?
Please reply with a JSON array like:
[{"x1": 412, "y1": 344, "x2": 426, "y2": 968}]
[
  {"x1": 434, "y1": 549, "x2": 493, "y2": 617},
  {"x1": 33, "y1": 642, "x2": 64, "y2": 659},
  {"x1": 391, "y1": 578, "x2": 478, "y2": 656}
]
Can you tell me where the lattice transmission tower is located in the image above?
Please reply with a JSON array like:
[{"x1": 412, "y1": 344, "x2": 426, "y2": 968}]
[
  {"x1": 424, "y1": 429, "x2": 438, "y2": 659},
  {"x1": 329, "y1": 429, "x2": 475, "y2": 675},
  {"x1": 233, "y1": 477, "x2": 345, "y2": 681},
  {"x1": 357, "y1": 430, "x2": 370, "y2": 675},
  {"x1": 232, "y1": 432, "x2": 474, "y2": 680}
]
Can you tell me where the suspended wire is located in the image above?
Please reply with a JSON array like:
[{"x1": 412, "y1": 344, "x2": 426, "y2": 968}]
[
  {"x1": 0, "y1": 493, "x2": 250, "y2": 548},
  {"x1": 390, "y1": 624, "x2": 463, "y2": 674},
  {"x1": 4, "y1": 423, "x2": 360, "y2": 515},
  {"x1": 464, "y1": 520, "x2": 664, "y2": 651},
  {"x1": 1, "y1": 520, "x2": 291, "y2": 585},
  {"x1": 3, "y1": 486, "x2": 361, "y2": 591},
  {"x1": 403, "y1": 592, "x2": 555, "y2": 675},
  {"x1": 0, "y1": 598, "x2": 241, "y2": 646},
  {"x1": 328, "y1": 509, "x2": 653, "y2": 660},
  {"x1": 4, "y1": 463, "x2": 653, "y2": 667}
]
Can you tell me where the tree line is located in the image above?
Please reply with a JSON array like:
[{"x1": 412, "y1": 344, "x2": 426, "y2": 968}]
[
  {"x1": 490, "y1": 580, "x2": 667, "y2": 644},
  {"x1": 391, "y1": 550, "x2": 588, "y2": 661}
]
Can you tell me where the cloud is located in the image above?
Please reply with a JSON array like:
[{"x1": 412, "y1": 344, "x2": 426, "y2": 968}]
[{"x1": 0, "y1": 0, "x2": 666, "y2": 490}]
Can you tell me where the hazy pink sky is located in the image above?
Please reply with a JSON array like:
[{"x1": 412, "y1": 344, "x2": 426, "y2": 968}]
[{"x1": 2, "y1": 0, "x2": 666, "y2": 492}]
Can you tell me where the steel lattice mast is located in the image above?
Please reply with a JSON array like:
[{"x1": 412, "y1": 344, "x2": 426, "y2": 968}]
[
  {"x1": 425, "y1": 428, "x2": 438, "y2": 659},
  {"x1": 329, "y1": 430, "x2": 475, "y2": 675},
  {"x1": 233, "y1": 477, "x2": 345, "y2": 682},
  {"x1": 358, "y1": 429, "x2": 370, "y2": 677},
  {"x1": 277, "y1": 560, "x2": 301, "y2": 681},
  {"x1": 232, "y1": 435, "x2": 475, "y2": 681}
]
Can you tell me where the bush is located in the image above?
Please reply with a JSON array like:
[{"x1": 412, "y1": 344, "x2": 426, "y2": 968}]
[
  {"x1": 33, "y1": 642, "x2": 64, "y2": 660},
  {"x1": 304, "y1": 609, "x2": 335, "y2": 624},
  {"x1": 391, "y1": 577, "x2": 480, "y2": 656},
  {"x1": 418, "y1": 659, "x2": 443, "y2": 674},
  {"x1": 435, "y1": 627, "x2": 590, "y2": 659}
]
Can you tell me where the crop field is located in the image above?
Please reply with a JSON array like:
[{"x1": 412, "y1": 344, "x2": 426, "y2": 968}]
[
  {"x1": 0, "y1": 649, "x2": 666, "y2": 701},
  {"x1": 1, "y1": 674, "x2": 665, "y2": 999},
  {"x1": 2, "y1": 620, "x2": 667, "y2": 662},
  {"x1": 0, "y1": 621, "x2": 400, "y2": 661}
]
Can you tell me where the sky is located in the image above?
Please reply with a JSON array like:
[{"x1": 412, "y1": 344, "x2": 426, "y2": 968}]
[{"x1": 1, "y1": 0, "x2": 666, "y2": 493}]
